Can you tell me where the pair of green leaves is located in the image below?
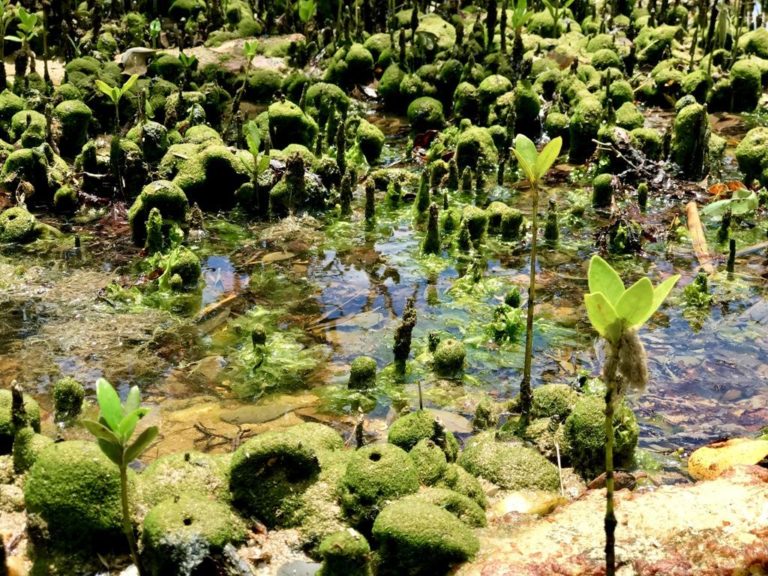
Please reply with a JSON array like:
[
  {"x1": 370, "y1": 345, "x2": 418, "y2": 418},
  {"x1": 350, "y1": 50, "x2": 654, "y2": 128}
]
[
  {"x1": 82, "y1": 378, "x2": 158, "y2": 467},
  {"x1": 700, "y1": 188, "x2": 758, "y2": 219},
  {"x1": 4, "y1": 6, "x2": 38, "y2": 44},
  {"x1": 95, "y1": 74, "x2": 139, "y2": 106},
  {"x1": 584, "y1": 255, "x2": 679, "y2": 344},
  {"x1": 298, "y1": 0, "x2": 317, "y2": 23},
  {"x1": 510, "y1": 0, "x2": 531, "y2": 28},
  {"x1": 512, "y1": 134, "x2": 562, "y2": 188},
  {"x1": 243, "y1": 121, "x2": 271, "y2": 177}
]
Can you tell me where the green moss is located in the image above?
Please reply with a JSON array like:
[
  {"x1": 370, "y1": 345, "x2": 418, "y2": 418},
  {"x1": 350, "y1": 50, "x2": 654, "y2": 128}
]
[
  {"x1": 563, "y1": 395, "x2": 639, "y2": 479},
  {"x1": 142, "y1": 494, "x2": 246, "y2": 576},
  {"x1": 432, "y1": 338, "x2": 466, "y2": 376},
  {"x1": 53, "y1": 100, "x2": 92, "y2": 157},
  {"x1": 461, "y1": 205, "x2": 488, "y2": 242},
  {"x1": 371, "y1": 500, "x2": 479, "y2": 576},
  {"x1": 738, "y1": 27, "x2": 768, "y2": 59},
  {"x1": 0, "y1": 147, "x2": 51, "y2": 201},
  {"x1": 435, "y1": 463, "x2": 487, "y2": 509},
  {"x1": 455, "y1": 126, "x2": 498, "y2": 171},
  {"x1": 10, "y1": 109, "x2": 46, "y2": 145},
  {"x1": 635, "y1": 25, "x2": 681, "y2": 64},
  {"x1": 670, "y1": 102, "x2": 710, "y2": 178},
  {"x1": 52, "y1": 377, "x2": 85, "y2": 421},
  {"x1": 245, "y1": 68, "x2": 283, "y2": 102},
  {"x1": 12, "y1": 427, "x2": 53, "y2": 473},
  {"x1": 387, "y1": 410, "x2": 454, "y2": 457},
  {"x1": 407, "y1": 96, "x2": 444, "y2": 133},
  {"x1": 569, "y1": 96, "x2": 602, "y2": 163},
  {"x1": 735, "y1": 127, "x2": 768, "y2": 184},
  {"x1": 349, "y1": 356, "x2": 377, "y2": 390},
  {"x1": 730, "y1": 59, "x2": 762, "y2": 112},
  {"x1": 592, "y1": 172, "x2": 614, "y2": 208},
  {"x1": 24, "y1": 441, "x2": 130, "y2": 551},
  {"x1": 356, "y1": 119, "x2": 385, "y2": 164},
  {"x1": 172, "y1": 145, "x2": 250, "y2": 210},
  {"x1": 477, "y1": 74, "x2": 513, "y2": 111},
  {"x1": 531, "y1": 383, "x2": 579, "y2": 419},
  {"x1": 544, "y1": 111, "x2": 569, "y2": 146},
  {"x1": 345, "y1": 43, "x2": 375, "y2": 82},
  {"x1": 139, "y1": 451, "x2": 230, "y2": 511},
  {"x1": 457, "y1": 431, "x2": 560, "y2": 491},
  {"x1": 608, "y1": 80, "x2": 634, "y2": 108},
  {"x1": 379, "y1": 64, "x2": 406, "y2": 109},
  {"x1": 268, "y1": 100, "x2": 318, "y2": 150},
  {"x1": 339, "y1": 443, "x2": 419, "y2": 531},
  {"x1": 416, "y1": 13, "x2": 456, "y2": 50},
  {"x1": 182, "y1": 124, "x2": 223, "y2": 146},
  {"x1": 167, "y1": 247, "x2": 202, "y2": 287},
  {"x1": 409, "y1": 439, "x2": 447, "y2": 485},
  {"x1": 126, "y1": 121, "x2": 169, "y2": 163},
  {"x1": 615, "y1": 102, "x2": 644, "y2": 130},
  {"x1": 0, "y1": 207, "x2": 41, "y2": 244},
  {"x1": 318, "y1": 529, "x2": 372, "y2": 576},
  {"x1": 148, "y1": 53, "x2": 184, "y2": 83},
  {"x1": 0, "y1": 89, "x2": 24, "y2": 139},
  {"x1": 128, "y1": 180, "x2": 189, "y2": 245},
  {"x1": 305, "y1": 82, "x2": 350, "y2": 116},
  {"x1": 0, "y1": 387, "x2": 40, "y2": 454},
  {"x1": 168, "y1": 0, "x2": 206, "y2": 21},
  {"x1": 53, "y1": 185, "x2": 78, "y2": 214},
  {"x1": 453, "y1": 82, "x2": 480, "y2": 120},
  {"x1": 631, "y1": 127, "x2": 663, "y2": 160},
  {"x1": 397, "y1": 487, "x2": 486, "y2": 527},
  {"x1": 53, "y1": 83, "x2": 82, "y2": 103},
  {"x1": 591, "y1": 48, "x2": 622, "y2": 71},
  {"x1": 681, "y1": 69, "x2": 712, "y2": 102}
]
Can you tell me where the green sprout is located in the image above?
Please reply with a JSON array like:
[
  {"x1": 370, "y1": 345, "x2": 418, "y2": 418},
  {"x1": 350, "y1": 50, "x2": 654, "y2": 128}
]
[
  {"x1": 95, "y1": 73, "x2": 139, "y2": 129},
  {"x1": 0, "y1": 0, "x2": 17, "y2": 90},
  {"x1": 83, "y1": 378, "x2": 158, "y2": 576},
  {"x1": 512, "y1": 134, "x2": 562, "y2": 424},
  {"x1": 149, "y1": 18, "x2": 161, "y2": 49},
  {"x1": 584, "y1": 255, "x2": 679, "y2": 576}
]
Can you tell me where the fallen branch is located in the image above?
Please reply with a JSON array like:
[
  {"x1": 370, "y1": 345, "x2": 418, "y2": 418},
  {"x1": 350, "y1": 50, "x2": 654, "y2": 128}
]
[{"x1": 686, "y1": 201, "x2": 716, "y2": 274}]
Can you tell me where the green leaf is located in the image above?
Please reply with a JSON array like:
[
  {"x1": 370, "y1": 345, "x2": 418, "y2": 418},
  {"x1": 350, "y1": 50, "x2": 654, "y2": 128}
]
[
  {"x1": 700, "y1": 189, "x2": 758, "y2": 218},
  {"x1": 587, "y1": 255, "x2": 624, "y2": 305},
  {"x1": 298, "y1": 0, "x2": 316, "y2": 22},
  {"x1": 3, "y1": 35, "x2": 21, "y2": 43},
  {"x1": 584, "y1": 292, "x2": 620, "y2": 343},
  {"x1": 514, "y1": 134, "x2": 538, "y2": 176},
  {"x1": 97, "y1": 438, "x2": 124, "y2": 466},
  {"x1": 82, "y1": 419, "x2": 121, "y2": 445},
  {"x1": 244, "y1": 121, "x2": 261, "y2": 157},
  {"x1": 95, "y1": 79, "x2": 116, "y2": 101},
  {"x1": 124, "y1": 386, "x2": 141, "y2": 414},
  {"x1": 534, "y1": 136, "x2": 562, "y2": 180},
  {"x1": 615, "y1": 277, "x2": 654, "y2": 327},
  {"x1": 96, "y1": 378, "x2": 123, "y2": 430},
  {"x1": 636, "y1": 274, "x2": 680, "y2": 326},
  {"x1": 117, "y1": 408, "x2": 148, "y2": 442},
  {"x1": 125, "y1": 426, "x2": 159, "y2": 463},
  {"x1": 122, "y1": 73, "x2": 139, "y2": 94}
]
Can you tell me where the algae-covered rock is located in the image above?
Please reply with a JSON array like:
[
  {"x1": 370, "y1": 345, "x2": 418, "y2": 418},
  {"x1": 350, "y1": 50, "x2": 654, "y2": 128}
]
[
  {"x1": 52, "y1": 376, "x2": 85, "y2": 421},
  {"x1": 615, "y1": 102, "x2": 644, "y2": 130},
  {"x1": 569, "y1": 97, "x2": 602, "y2": 163},
  {"x1": 338, "y1": 443, "x2": 419, "y2": 531},
  {"x1": 318, "y1": 528, "x2": 372, "y2": 576},
  {"x1": 388, "y1": 410, "x2": 458, "y2": 461},
  {"x1": 531, "y1": 384, "x2": 579, "y2": 420},
  {"x1": 397, "y1": 487, "x2": 486, "y2": 527},
  {"x1": 564, "y1": 395, "x2": 639, "y2": 479},
  {"x1": 142, "y1": 494, "x2": 247, "y2": 576},
  {"x1": 53, "y1": 100, "x2": 92, "y2": 157},
  {"x1": 24, "y1": 440, "x2": 129, "y2": 551},
  {"x1": 0, "y1": 388, "x2": 40, "y2": 453},
  {"x1": 12, "y1": 427, "x2": 53, "y2": 473},
  {"x1": 730, "y1": 59, "x2": 762, "y2": 112},
  {"x1": 409, "y1": 439, "x2": 448, "y2": 485},
  {"x1": 356, "y1": 119, "x2": 385, "y2": 164},
  {"x1": 435, "y1": 463, "x2": 487, "y2": 509},
  {"x1": 407, "y1": 96, "x2": 445, "y2": 132},
  {"x1": 371, "y1": 500, "x2": 479, "y2": 576},
  {"x1": 167, "y1": 247, "x2": 202, "y2": 287},
  {"x1": 348, "y1": 356, "x2": 377, "y2": 390},
  {"x1": 139, "y1": 451, "x2": 230, "y2": 510},
  {"x1": 432, "y1": 338, "x2": 466, "y2": 376},
  {"x1": 0, "y1": 206, "x2": 41, "y2": 244},
  {"x1": 455, "y1": 126, "x2": 498, "y2": 170},
  {"x1": 458, "y1": 432, "x2": 560, "y2": 491},
  {"x1": 0, "y1": 147, "x2": 52, "y2": 202},
  {"x1": 268, "y1": 100, "x2": 318, "y2": 149},
  {"x1": 126, "y1": 121, "x2": 169, "y2": 163},
  {"x1": 128, "y1": 180, "x2": 189, "y2": 245},
  {"x1": 735, "y1": 127, "x2": 768, "y2": 184},
  {"x1": 670, "y1": 101, "x2": 710, "y2": 179},
  {"x1": 172, "y1": 145, "x2": 250, "y2": 210}
]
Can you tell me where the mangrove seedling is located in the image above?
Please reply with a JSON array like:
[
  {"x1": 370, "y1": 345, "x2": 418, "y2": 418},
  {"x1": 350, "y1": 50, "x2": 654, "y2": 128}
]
[
  {"x1": 243, "y1": 120, "x2": 271, "y2": 218},
  {"x1": 584, "y1": 255, "x2": 679, "y2": 576},
  {"x1": 0, "y1": 0, "x2": 15, "y2": 91},
  {"x1": 512, "y1": 134, "x2": 562, "y2": 424},
  {"x1": 5, "y1": 5, "x2": 40, "y2": 79},
  {"x1": 95, "y1": 73, "x2": 139, "y2": 130},
  {"x1": 83, "y1": 378, "x2": 158, "y2": 576},
  {"x1": 149, "y1": 18, "x2": 161, "y2": 48}
]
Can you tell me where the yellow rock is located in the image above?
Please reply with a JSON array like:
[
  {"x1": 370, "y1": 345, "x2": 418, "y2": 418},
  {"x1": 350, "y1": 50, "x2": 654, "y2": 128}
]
[{"x1": 688, "y1": 438, "x2": 768, "y2": 480}]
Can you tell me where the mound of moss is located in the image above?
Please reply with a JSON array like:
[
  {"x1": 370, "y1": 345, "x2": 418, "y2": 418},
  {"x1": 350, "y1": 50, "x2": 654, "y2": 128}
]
[
  {"x1": 387, "y1": 410, "x2": 459, "y2": 461},
  {"x1": 128, "y1": 180, "x2": 189, "y2": 245},
  {"x1": 0, "y1": 388, "x2": 40, "y2": 453}
]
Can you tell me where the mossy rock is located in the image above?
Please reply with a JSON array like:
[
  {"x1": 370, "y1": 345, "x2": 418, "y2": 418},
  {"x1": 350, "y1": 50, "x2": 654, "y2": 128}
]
[
  {"x1": 531, "y1": 383, "x2": 579, "y2": 419},
  {"x1": 615, "y1": 102, "x2": 644, "y2": 130},
  {"x1": 53, "y1": 100, "x2": 92, "y2": 157},
  {"x1": 407, "y1": 96, "x2": 445, "y2": 133},
  {"x1": 305, "y1": 81, "x2": 350, "y2": 117},
  {"x1": 10, "y1": 109, "x2": 46, "y2": 146},
  {"x1": 142, "y1": 494, "x2": 247, "y2": 576},
  {"x1": 461, "y1": 205, "x2": 488, "y2": 241},
  {"x1": 338, "y1": 443, "x2": 419, "y2": 531},
  {"x1": 738, "y1": 27, "x2": 768, "y2": 59},
  {"x1": 608, "y1": 80, "x2": 634, "y2": 108},
  {"x1": 172, "y1": 145, "x2": 251, "y2": 210},
  {"x1": 345, "y1": 43, "x2": 375, "y2": 83},
  {"x1": 371, "y1": 500, "x2": 479, "y2": 576},
  {"x1": 730, "y1": 59, "x2": 762, "y2": 112},
  {"x1": 52, "y1": 376, "x2": 85, "y2": 421},
  {"x1": 0, "y1": 89, "x2": 24, "y2": 140},
  {"x1": 24, "y1": 440, "x2": 131, "y2": 552},
  {"x1": 0, "y1": 206, "x2": 41, "y2": 244},
  {"x1": 635, "y1": 25, "x2": 681, "y2": 64},
  {"x1": 12, "y1": 427, "x2": 53, "y2": 473},
  {"x1": 318, "y1": 528, "x2": 372, "y2": 576},
  {"x1": 670, "y1": 102, "x2": 710, "y2": 179},
  {"x1": 0, "y1": 388, "x2": 40, "y2": 453},
  {"x1": 591, "y1": 48, "x2": 623, "y2": 71},
  {"x1": 379, "y1": 64, "x2": 406, "y2": 109},
  {"x1": 387, "y1": 410, "x2": 457, "y2": 461},
  {"x1": 563, "y1": 395, "x2": 639, "y2": 479},
  {"x1": 631, "y1": 127, "x2": 664, "y2": 160},
  {"x1": 681, "y1": 69, "x2": 712, "y2": 103},
  {"x1": 268, "y1": 100, "x2": 318, "y2": 149},
  {"x1": 397, "y1": 487, "x2": 486, "y2": 527},
  {"x1": 168, "y1": 0, "x2": 206, "y2": 20},
  {"x1": 432, "y1": 338, "x2": 466, "y2": 376},
  {"x1": 477, "y1": 74, "x2": 513, "y2": 111},
  {"x1": 126, "y1": 121, "x2": 169, "y2": 163},
  {"x1": 416, "y1": 13, "x2": 456, "y2": 51},
  {"x1": 138, "y1": 451, "x2": 230, "y2": 511},
  {"x1": 455, "y1": 126, "x2": 498, "y2": 170},
  {"x1": 356, "y1": 119, "x2": 385, "y2": 164},
  {"x1": 409, "y1": 439, "x2": 447, "y2": 485},
  {"x1": 166, "y1": 247, "x2": 202, "y2": 287},
  {"x1": 735, "y1": 127, "x2": 768, "y2": 184},
  {"x1": 0, "y1": 147, "x2": 51, "y2": 202},
  {"x1": 128, "y1": 180, "x2": 189, "y2": 245},
  {"x1": 569, "y1": 97, "x2": 602, "y2": 163},
  {"x1": 457, "y1": 432, "x2": 560, "y2": 491},
  {"x1": 453, "y1": 82, "x2": 480, "y2": 121},
  {"x1": 244, "y1": 68, "x2": 283, "y2": 103},
  {"x1": 349, "y1": 356, "x2": 378, "y2": 390}
]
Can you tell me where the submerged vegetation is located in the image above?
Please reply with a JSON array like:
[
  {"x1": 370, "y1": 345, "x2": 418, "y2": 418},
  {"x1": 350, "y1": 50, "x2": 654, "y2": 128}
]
[{"x1": 0, "y1": 0, "x2": 767, "y2": 573}]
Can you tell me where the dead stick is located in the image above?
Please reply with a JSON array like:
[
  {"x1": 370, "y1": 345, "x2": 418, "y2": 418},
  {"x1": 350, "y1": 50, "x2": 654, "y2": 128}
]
[{"x1": 686, "y1": 201, "x2": 715, "y2": 274}]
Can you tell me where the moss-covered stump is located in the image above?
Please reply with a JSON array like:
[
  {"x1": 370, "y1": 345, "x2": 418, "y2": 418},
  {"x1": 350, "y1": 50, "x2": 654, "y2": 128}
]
[
  {"x1": 53, "y1": 100, "x2": 92, "y2": 157},
  {"x1": 457, "y1": 432, "x2": 560, "y2": 491},
  {"x1": 387, "y1": 410, "x2": 459, "y2": 461},
  {"x1": 0, "y1": 207, "x2": 41, "y2": 244},
  {"x1": 24, "y1": 440, "x2": 130, "y2": 552},
  {"x1": 10, "y1": 110, "x2": 46, "y2": 147},
  {"x1": 230, "y1": 424, "x2": 342, "y2": 527},
  {"x1": 564, "y1": 395, "x2": 639, "y2": 479},
  {"x1": 670, "y1": 101, "x2": 711, "y2": 179},
  {"x1": 569, "y1": 97, "x2": 602, "y2": 163},
  {"x1": 398, "y1": 487, "x2": 486, "y2": 528},
  {"x1": 338, "y1": 443, "x2": 419, "y2": 532},
  {"x1": 0, "y1": 388, "x2": 41, "y2": 453},
  {"x1": 318, "y1": 529, "x2": 372, "y2": 576},
  {"x1": 127, "y1": 180, "x2": 189, "y2": 246},
  {"x1": 356, "y1": 120, "x2": 385, "y2": 164},
  {"x1": 372, "y1": 500, "x2": 479, "y2": 576},
  {"x1": 12, "y1": 427, "x2": 53, "y2": 473},
  {"x1": 138, "y1": 451, "x2": 230, "y2": 511},
  {"x1": 0, "y1": 147, "x2": 52, "y2": 203},
  {"x1": 455, "y1": 126, "x2": 498, "y2": 170},
  {"x1": 126, "y1": 121, "x2": 170, "y2": 163},
  {"x1": 407, "y1": 96, "x2": 445, "y2": 132},
  {"x1": 172, "y1": 145, "x2": 251, "y2": 210},
  {"x1": 142, "y1": 494, "x2": 247, "y2": 576}
]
